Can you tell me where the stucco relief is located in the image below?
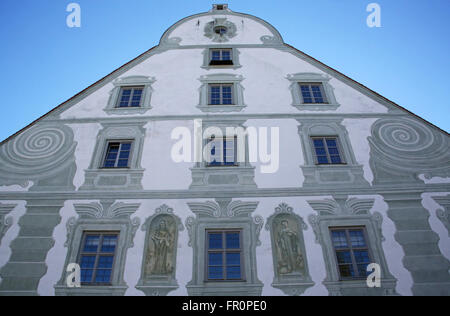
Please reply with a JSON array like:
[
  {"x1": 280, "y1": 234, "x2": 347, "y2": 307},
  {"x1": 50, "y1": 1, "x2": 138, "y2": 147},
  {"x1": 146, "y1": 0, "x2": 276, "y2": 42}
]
[
  {"x1": 0, "y1": 203, "x2": 15, "y2": 244},
  {"x1": 204, "y1": 18, "x2": 237, "y2": 43},
  {"x1": 136, "y1": 204, "x2": 184, "y2": 296},
  {"x1": 0, "y1": 123, "x2": 77, "y2": 190},
  {"x1": 265, "y1": 203, "x2": 314, "y2": 296}
]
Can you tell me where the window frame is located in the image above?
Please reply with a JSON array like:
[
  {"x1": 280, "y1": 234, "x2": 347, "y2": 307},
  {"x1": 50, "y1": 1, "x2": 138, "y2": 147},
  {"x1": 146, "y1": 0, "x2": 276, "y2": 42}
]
[
  {"x1": 205, "y1": 135, "x2": 239, "y2": 167},
  {"x1": 209, "y1": 49, "x2": 234, "y2": 66},
  {"x1": 101, "y1": 140, "x2": 134, "y2": 169},
  {"x1": 299, "y1": 83, "x2": 329, "y2": 104},
  {"x1": 310, "y1": 136, "x2": 346, "y2": 165},
  {"x1": 208, "y1": 83, "x2": 235, "y2": 106},
  {"x1": 205, "y1": 229, "x2": 245, "y2": 282},
  {"x1": 77, "y1": 231, "x2": 120, "y2": 286},
  {"x1": 116, "y1": 86, "x2": 145, "y2": 108},
  {"x1": 329, "y1": 226, "x2": 373, "y2": 281}
]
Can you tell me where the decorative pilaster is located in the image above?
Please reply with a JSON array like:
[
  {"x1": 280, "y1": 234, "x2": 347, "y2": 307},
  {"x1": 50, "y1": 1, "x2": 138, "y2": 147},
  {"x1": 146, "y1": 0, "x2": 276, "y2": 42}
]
[
  {"x1": 383, "y1": 193, "x2": 450, "y2": 296},
  {"x1": 432, "y1": 195, "x2": 450, "y2": 237},
  {"x1": 0, "y1": 204, "x2": 16, "y2": 244},
  {"x1": 0, "y1": 199, "x2": 65, "y2": 296}
]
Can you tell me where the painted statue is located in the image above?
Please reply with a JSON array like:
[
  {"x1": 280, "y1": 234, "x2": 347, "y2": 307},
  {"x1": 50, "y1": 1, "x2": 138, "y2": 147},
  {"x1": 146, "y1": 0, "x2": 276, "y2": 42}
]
[
  {"x1": 276, "y1": 220, "x2": 304, "y2": 274},
  {"x1": 149, "y1": 219, "x2": 173, "y2": 275}
]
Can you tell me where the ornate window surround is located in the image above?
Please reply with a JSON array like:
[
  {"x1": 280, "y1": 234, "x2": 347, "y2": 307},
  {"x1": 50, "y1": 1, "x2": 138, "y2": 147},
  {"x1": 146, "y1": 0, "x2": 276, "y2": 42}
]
[
  {"x1": 287, "y1": 73, "x2": 339, "y2": 111},
  {"x1": 80, "y1": 122, "x2": 146, "y2": 191},
  {"x1": 190, "y1": 119, "x2": 257, "y2": 190},
  {"x1": 201, "y1": 48, "x2": 242, "y2": 70},
  {"x1": 136, "y1": 204, "x2": 184, "y2": 296},
  {"x1": 265, "y1": 203, "x2": 314, "y2": 296},
  {"x1": 297, "y1": 118, "x2": 369, "y2": 188},
  {"x1": 104, "y1": 76, "x2": 156, "y2": 115},
  {"x1": 197, "y1": 73, "x2": 246, "y2": 113},
  {"x1": 185, "y1": 199, "x2": 264, "y2": 296},
  {"x1": 307, "y1": 196, "x2": 397, "y2": 296},
  {"x1": 55, "y1": 201, "x2": 141, "y2": 296}
]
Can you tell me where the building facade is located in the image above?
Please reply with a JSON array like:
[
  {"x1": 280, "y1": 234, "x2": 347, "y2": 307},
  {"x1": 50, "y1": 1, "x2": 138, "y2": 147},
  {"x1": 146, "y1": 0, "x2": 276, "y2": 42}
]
[{"x1": 0, "y1": 5, "x2": 449, "y2": 296}]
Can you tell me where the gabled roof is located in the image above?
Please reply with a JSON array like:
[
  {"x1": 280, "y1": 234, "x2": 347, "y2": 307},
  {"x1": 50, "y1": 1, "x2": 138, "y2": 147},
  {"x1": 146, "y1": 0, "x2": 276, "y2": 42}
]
[{"x1": 1, "y1": 8, "x2": 448, "y2": 146}]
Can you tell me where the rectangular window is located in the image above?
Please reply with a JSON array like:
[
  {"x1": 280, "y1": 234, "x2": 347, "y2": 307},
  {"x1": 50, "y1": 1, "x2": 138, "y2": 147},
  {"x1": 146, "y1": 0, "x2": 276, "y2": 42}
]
[
  {"x1": 117, "y1": 86, "x2": 144, "y2": 108},
  {"x1": 209, "y1": 49, "x2": 233, "y2": 66},
  {"x1": 299, "y1": 83, "x2": 328, "y2": 104},
  {"x1": 79, "y1": 232, "x2": 119, "y2": 285},
  {"x1": 209, "y1": 84, "x2": 234, "y2": 105},
  {"x1": 330, "y1": 227, "x2": 372, "y2": 280},
  {"x1": 102, "y1": 141, "x2": 133, "y2": 168},
  {"x1": 311, "y1": 137, "x2": 344, "y2": 165},
  {"x1": 206, "y1": 136, "x2": 238, "y2": 167},
  {"x1": 206, "y1": 230, "x2": 243, "y2": 281}
]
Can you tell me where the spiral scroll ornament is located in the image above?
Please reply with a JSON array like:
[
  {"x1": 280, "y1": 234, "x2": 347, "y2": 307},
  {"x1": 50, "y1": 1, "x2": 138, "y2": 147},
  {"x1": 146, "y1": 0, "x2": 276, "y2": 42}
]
[
  {"x1": 0, "y1": 124, "x2": 77, "y2": 185},
  {"x1": 369, "y1": 118, "x2": 450, "y2": 178}
]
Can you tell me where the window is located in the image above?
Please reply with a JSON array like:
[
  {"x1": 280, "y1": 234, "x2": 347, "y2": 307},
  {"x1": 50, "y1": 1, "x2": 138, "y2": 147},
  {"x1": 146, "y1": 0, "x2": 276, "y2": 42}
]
[
  {"x1": 311, "y1": 137, "x2": 344, "y2": 165},
  {"x1": 207, "y1": 230, "x2": 243, "y2": 281},
  {"x1": 209, "y1": 84, "x2": 233, "y2": 105},
  {"x1": 330, "y1": 227, "x2": 372, "y2": 280},
  {"x1": 206, "y1": 136, "x2": 238, "y2": 167},
  {"x1": 214, "y1": 26, "x2": 228, "y2": 36},
  {"x1": 102, "y1": 141, "x2": 132, "y2": 168},
  {"x1": 209, "y1": 49, "x2": 233, "y2": 66},
  {"x1": 79, "y1": 232, "x2": 119, "y2": 285},
  {"x1": 117, "y1": 86, "x2": 144, "y2": 108},
  {"x1": 299, "y1": 83, "x2": 327, "y2": 104}
]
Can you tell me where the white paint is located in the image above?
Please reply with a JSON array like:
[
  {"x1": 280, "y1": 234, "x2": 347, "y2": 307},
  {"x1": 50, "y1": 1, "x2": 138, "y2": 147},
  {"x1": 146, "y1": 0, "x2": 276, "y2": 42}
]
[
  {"x1": 421, "y1": 193, "x2": 450, "y2": 261},
  {"x1": 38, "y1": 200, "x2": 79, "y2": 296},
  {"x1": 0, "y1": 201, "x2": 26, "y2": 285}
]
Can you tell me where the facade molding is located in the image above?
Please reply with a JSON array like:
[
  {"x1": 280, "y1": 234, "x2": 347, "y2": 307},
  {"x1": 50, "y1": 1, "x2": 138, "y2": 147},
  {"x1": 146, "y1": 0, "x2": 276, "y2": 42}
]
[
  {"x1": 432, "y1": 195, "x2": 450, "y2": 237},
  {"x1": 104, "y1": 75, "x2": 156, "y2": 115},
  {"x1": 185, "y1": 199, "x2": 264, "y2": 296},
  {"x1": 265, "y1": 203, "x2": 314, "y2": 296},
  {"x1": 287, "y1": 72, "x2": 340, "y2": 111},
  {"x1": 307, "y1": 195, "x2": 398, "y2": 296},
  {"x1": 297, "y1": 118, "x2": 370, "y2": 188},
  {"x1": 80, "y1": 122, "x2": 147, "y2": 191},
  {"x1": 136, "y1": 204, "x2": 184, "y2": 296},
  {"x1": 55, "y1": 200, "x2": 141, "y2": 296}
]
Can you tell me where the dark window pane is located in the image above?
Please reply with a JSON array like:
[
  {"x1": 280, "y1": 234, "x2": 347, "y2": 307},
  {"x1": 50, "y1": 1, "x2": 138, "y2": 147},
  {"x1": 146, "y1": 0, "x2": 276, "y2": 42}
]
[
  {"x1": 117, "y1": 159, "x2": 129, "y2": 168},
  {"x1": 226, "y1": 266, "x2": 241, "y2": 279},
  {"x1": 350, "y1": 230, "x2": 367, "y2": 248},
  {"x1": 81, "y1": 269, "x2": 93, "y2": 283},
  {"x1": 339, "y1": 265, "x2": 354, "y2": 277},
  {"x1": 317, "y1": 156, "x2": 329, "y2": 164},
  {"x1": 121, "y1": 143, "x2": 131, "y2": 151},
  {"x1": 80, "y1": 255, "x2": 96, "y2": 268},
  {"x1": 226, "y1": 253, "x2": 240, "y2": 266},
  {"x1": 226, "y1": 233, "x2": 240, "y2": 249},
  {"x1": 331, "y1": 231, "x2": 348, "y2": 248},
  {"x1": 101, "y1": 236, "x2": 118, "y2": 253},
  {"x1": 330, "y1": 155, "x2": 342, "y2": 164},
  {"x1": 83, "y1": 236, "x2": 100, "y2": 252},
  {"x1": 98, "y1": 256, "x2": 114, "y2": 269},
  {"x1": 209, "y1": 233, "x2": 223, "y2": 249},
  {"x1": 353, "y1": 250, "x2": 370, "y2": 264},
  {"x1": 326, "y1": 139, "x2": 337, "y2": 147},
  {"x1": 336, "y1": 251, "x2": 352, "y2": 264},
  {"x1": 122, "y1": 89, "x2": 132, "y2": 95},
  {"x1": 222, "y1": 51, "x2": 231, "y2": 60},
  {"x1": 208, "y1": 266, "x2": 223, "y2": 280},
  {"x1": 315, "y1": 148, "x2": 327, "y2": 156},
  {"x1": 357, "y1": 264, "x2": 370, "y2": 277},
  {"x1": 95, "y1": 269, "x2": 112, "y2": 283},
  {"x1": 208, "y1": 253, "x2": 223, "y2": 266},
  {"x1": 313, "y1": 139, "x2": 325, "y2": 148}
]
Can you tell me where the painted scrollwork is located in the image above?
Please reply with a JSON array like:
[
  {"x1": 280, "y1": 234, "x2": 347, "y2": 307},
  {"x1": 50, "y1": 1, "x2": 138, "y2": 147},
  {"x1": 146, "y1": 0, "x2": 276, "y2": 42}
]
[
  {"x1": 432, "y1": 196, "x2": 450, "y2": 237},
  {"x1": 369, "y1": 117, "x2": 450, "y2": 182},
  {"x1": 0, "y1": 123, "x2": 77, "y2": 188}
]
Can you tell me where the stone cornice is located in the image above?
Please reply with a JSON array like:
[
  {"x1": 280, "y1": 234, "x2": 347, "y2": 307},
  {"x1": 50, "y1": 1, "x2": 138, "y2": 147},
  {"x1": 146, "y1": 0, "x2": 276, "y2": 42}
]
[{"x1": 0, "y1": 183, "x2": 448, "y2": 201}]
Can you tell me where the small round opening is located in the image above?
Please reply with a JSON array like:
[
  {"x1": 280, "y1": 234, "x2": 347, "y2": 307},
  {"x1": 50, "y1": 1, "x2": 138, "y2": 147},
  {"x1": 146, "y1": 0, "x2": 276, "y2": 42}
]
[{"x1": 214, "y1": 26, "x2": 228, "y2": 35}]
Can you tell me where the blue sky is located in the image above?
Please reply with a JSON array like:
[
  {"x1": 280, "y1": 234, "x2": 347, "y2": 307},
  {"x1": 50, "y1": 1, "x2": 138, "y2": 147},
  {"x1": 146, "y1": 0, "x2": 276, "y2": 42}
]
[{"x1": 0, "y1": 0, "x2": 449, "y2": 142}]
